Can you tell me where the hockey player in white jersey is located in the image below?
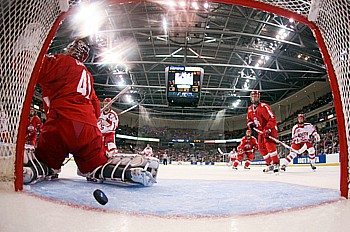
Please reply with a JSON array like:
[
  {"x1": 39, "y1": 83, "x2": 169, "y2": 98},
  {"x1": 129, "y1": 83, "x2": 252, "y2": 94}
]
[
  {"x1": 281, "y1": 113, "x2": 320, "y2": 171},
  {"x1": 141, "y1": 143, "x2": 153, "y2": 157},
  {"x1": 97, "y1": 98, "x2": 119, "y2": 158},
  {"x1": 228, "y1": 148, "x2": 238, "y2": 167}
]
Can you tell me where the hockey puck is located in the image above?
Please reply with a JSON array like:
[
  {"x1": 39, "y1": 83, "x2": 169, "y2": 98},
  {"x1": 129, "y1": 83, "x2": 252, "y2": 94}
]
[{"x1": 93, "y1": 189, "x2": 108, "y2": 205}]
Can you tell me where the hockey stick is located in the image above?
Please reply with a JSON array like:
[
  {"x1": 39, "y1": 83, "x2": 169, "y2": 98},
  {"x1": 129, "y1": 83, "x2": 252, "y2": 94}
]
[
  {"x1": 218, "y1": 147, "x2": 224, "y2": 155},
  {"x1": 62, "y1": 156, "x2": 73, "y2": 166},
  {"x1": 101, "y1": 85, "x2": 131, "y2": 112},
  {"x1": 253, "y1": 128, "x2": 307, "y2": 155},
  {"x1": 117, "y1": 104, "x2": 139, "y2": 116}
]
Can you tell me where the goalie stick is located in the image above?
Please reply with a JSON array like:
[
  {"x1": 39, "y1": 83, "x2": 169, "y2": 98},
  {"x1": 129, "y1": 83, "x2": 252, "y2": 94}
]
[
  {"x1": 253, "y1": 128, "x2": 307, "y2": 155},
  {"x1": 101, "y1": 85, "x2": 131, "y2": 112}
]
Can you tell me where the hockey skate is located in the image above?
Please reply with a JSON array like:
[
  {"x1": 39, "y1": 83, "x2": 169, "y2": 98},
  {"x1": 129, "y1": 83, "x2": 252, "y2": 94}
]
[
  {"x1": 232, "y1": 166, "x2": 238, "y2": 170},
  {"x1": 273, "y1": 163, "x2": 280, "y2": 173},
  {"x1": 280, "y1": 164, "x2": 287, "y2": 172},
  {"x1": 310, "y1": 163, "x2": 317, "y2": 171},
  {"x1": 244, "y1": 166, "x2": 250, "y2": 170},
  {"x1": 263, "y1": 165, "x2": 274, "y2": 173}
]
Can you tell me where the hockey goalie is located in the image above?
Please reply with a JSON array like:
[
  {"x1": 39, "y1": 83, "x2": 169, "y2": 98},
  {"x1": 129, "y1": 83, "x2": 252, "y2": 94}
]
[
  {"x1": 23, "y1": 144, "x2": 159, "y2": 186},
  {"x1": 22, "y1": 39, "x2": 159, "y2": 187}
]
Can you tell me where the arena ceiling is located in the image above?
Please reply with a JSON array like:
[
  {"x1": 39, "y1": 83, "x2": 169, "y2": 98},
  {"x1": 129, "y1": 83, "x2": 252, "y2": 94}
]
[{"x1": 47, "y1": 1, "x2": 327, "y2": 120}]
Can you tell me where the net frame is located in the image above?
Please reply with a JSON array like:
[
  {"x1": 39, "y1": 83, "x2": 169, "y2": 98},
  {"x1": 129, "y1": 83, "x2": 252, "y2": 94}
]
[{"x1": 1, "y1": 0, "x2": 348, "y2": 198}]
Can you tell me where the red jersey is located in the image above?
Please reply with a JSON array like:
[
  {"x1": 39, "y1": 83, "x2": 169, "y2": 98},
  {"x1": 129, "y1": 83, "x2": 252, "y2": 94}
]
[
  {"x1": 246, "y1": 102, "x2": 277, "y2": 131},
  {"x1": 237, "y1": 136, "x2": 258, "y2": 153},
  {"x1": 38, "y1": 54, "x2": 100, "y2": 126},
  {"x1": 26, "y1": 115, "x2": 42, "y2": 137}
]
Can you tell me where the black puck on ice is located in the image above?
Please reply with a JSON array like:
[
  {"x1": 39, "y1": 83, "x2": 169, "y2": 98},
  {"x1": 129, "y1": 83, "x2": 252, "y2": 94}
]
[{"x1": 93, "y1": 189, "x2": 108, "y2": 205}]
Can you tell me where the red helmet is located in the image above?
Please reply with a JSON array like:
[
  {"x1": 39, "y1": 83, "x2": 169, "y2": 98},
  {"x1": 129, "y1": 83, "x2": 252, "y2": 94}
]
[
  {"x1": 250, "y1": 90, "x2": 260, "y2": 98},
  {"x1": 246, "y1": 129, "x2": 252, "y2": 137},
  {"x1": 250, "y1": 90, "x2": 260, "y2": 104},
  {"x1": 65, "y1": 40, "x2": 90, "y2": 62}
]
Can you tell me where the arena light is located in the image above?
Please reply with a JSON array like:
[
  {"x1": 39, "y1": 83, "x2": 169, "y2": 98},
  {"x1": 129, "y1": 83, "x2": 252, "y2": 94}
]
[{"x1": 73, "y1": 2, "x2": 106, "y2": 37}]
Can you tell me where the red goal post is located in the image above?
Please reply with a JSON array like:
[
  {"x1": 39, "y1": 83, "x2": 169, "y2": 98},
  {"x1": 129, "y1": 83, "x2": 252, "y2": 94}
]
[{"x1": 0, "y1": 0, "x2": 348, "y2": 198}]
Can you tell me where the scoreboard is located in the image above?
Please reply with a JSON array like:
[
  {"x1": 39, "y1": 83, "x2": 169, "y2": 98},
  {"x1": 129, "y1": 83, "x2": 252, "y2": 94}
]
[{"x1": 165, "y1": 66, "x2": 204, "y2": 107}]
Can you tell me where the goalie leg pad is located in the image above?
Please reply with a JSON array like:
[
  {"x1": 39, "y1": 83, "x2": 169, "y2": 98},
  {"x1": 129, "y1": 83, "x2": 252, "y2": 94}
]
[
  {"x1": 86, "y1": 164, "x2": 157, "y2": 186},
  {"x1": 109, "y1": 154, "x2": 144, "y2": 167},
  {"x1": 23, "y1": 145, "x2": 60, "y2": 184}
]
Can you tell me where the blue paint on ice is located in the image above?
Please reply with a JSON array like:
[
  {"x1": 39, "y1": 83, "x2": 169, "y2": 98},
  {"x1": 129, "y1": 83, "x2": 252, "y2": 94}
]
[{"x1": 25, "y1": 178, "x2": 340, "y2": 216}]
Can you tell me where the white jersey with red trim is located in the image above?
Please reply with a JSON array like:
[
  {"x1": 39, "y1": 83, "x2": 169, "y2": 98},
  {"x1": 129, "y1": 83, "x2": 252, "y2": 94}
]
[
  {"x1": 142, "y1": 147, "x2": 153, "y2": 157},
  {"x1": 97, "y1": 110, "x2": 119, "y2": 134},
  {"x1": 292, "y1": 123, "x2": 317, "y2": 144},
  {"x1": 228, "y1": 151, "x2": 237, "y2": 159}
]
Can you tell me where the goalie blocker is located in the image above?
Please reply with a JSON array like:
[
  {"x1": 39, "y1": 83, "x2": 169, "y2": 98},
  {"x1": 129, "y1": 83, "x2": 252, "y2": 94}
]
[{"x1": 23, "y1": 145, "x2": 160, "y2": 187}]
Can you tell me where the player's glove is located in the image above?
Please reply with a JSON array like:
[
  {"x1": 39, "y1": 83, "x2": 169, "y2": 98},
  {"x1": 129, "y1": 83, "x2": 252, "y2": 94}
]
[{"x1": 263, "y1": 128, "x2": 271, "y2": 138}]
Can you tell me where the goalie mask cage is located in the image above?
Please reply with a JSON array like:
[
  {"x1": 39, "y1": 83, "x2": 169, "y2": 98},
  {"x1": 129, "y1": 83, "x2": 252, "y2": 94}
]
[{"x1": 0, "y1": 0, "x2": 348, "y2": 198}]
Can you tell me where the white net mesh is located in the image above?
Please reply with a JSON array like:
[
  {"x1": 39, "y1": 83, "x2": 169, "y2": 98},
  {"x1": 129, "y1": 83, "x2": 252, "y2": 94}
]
[
  {"x1": 0, "y1": 0, "x2": 61, "y2": 187},
  {"x1": 0, "y1": 0, "x2": 348, "y2": 194}
]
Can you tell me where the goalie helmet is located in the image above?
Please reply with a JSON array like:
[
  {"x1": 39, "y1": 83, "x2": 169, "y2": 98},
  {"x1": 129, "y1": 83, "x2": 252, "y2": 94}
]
[
  {"x1": 65, "y1": 40, "x2": 90, "y2": 62},
  {"x1": 250, "y1": 90, "x2": 260, "y2": 104}
]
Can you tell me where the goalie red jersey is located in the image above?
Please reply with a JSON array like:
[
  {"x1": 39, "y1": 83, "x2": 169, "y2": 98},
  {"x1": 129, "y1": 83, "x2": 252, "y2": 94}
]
[
  {"x1": 36, "y1": 43, "x2": 107, "y2": 174},
  {"x1": 37, "y1": 54, "x2": 100, "y2": 126}
]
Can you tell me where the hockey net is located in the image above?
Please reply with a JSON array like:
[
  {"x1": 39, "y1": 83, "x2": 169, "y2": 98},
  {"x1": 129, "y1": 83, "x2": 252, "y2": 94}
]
[{"x1": 0, "y1": 0, "x2": 348, "y2": 197}]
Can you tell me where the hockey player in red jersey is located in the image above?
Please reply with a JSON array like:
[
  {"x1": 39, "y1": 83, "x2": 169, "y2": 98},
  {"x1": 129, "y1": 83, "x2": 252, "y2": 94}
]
[
  {"x1": 34, "y1": 39, "x2": 107, "y2": 176},
  {"x1": 233, "y1": 129, "x2": 258, "y2": 170},
  {"x1": 281, "y1": 113, "x2": 320, "y2": 171},
  {"x1": 247, "y1": 90, "x2": 280, "y2": 173},
  {"x1": 26, "y1": 107, "x2": 42, "y2": 146},
  {"x1": 23, "y1": 40, "x2": 159, "y2": 186},
  {"x1": 97, "y1": 98, "x2": 119, "y2": 157}
]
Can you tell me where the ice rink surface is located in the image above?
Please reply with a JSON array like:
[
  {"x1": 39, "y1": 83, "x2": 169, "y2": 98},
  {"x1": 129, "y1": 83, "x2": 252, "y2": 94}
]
[{"x1": 1, "y1": 162, "x2": 350, "y2": 232}]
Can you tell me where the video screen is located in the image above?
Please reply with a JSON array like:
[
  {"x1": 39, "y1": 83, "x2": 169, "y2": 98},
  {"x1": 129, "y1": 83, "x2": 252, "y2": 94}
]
[
  {"x1": 165, "y1": 66, "x2": 204, "y2": 106},
  {"x1": 175, "y1": 72, "x2": 193, "y2": 85}
]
